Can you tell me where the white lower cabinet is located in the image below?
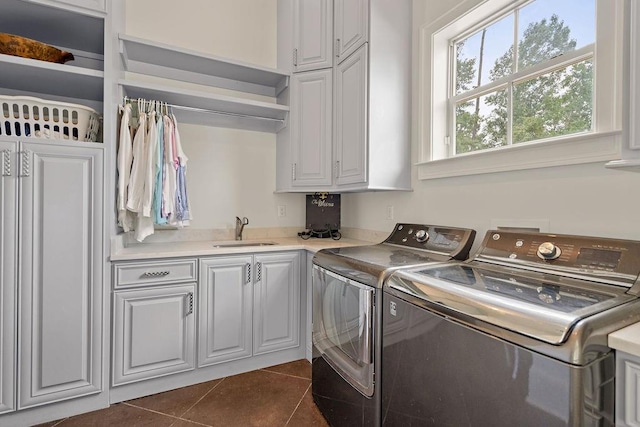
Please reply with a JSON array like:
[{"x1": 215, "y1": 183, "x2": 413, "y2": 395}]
[
  {"x1": 112, "y1": 284, "x2": 196, "y2": 386},
  {"x1": 0, "y1": 139, "x2": 104, "y2": 414},
  {"x1": 199, "y1": 252, "x2": 301, "y2": 367},
  {"x1": 616, "y1": 351, "x2": 640, "y2": 426},
  {"x1": 198, "y1": 255, "x2": 254, "y2": 366}
]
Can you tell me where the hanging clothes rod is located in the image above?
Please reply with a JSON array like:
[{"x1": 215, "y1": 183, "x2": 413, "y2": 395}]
[{"x1": 122, "y1": 96, "x2": 285, "y2": 123}]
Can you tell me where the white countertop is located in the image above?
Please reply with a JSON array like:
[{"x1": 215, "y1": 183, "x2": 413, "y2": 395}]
[
  {"x1": 609, "y1": 322, "x2": 640, "y2": 357},
  {"x1": 110, "y1": 236, "x2": 371, "y2": 261}
]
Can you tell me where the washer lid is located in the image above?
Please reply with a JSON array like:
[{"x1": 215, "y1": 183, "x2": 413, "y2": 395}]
[
  {"x1": 386, "y1": 263, "x2": 636, "y2": 345},
  {"x1": 312, "y1": 224, "x2": 476, "y2": 288},
  {"x1": 313, "y1": 244, "x2": 449, "y2": 288}
]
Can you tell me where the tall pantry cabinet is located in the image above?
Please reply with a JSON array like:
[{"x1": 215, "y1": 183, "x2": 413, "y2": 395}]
[
  {"x1": 276, "y1": 0, "x2": 412, "y2": 193},
  {"x1": 0, "y1": 0, "x2": 119, "y2": 424}
]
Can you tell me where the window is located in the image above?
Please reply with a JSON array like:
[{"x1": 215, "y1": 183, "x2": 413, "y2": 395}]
[{"x1": 419, "y1": 0, "x2": 622, "y2": 179}]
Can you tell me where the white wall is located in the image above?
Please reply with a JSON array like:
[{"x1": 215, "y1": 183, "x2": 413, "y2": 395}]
[
  {"x1": 125, "y1": 0, "x2": 305, "y2": 230},
  {"x1": 343, "y1": 0, "x2": 640, "y2": 245}
]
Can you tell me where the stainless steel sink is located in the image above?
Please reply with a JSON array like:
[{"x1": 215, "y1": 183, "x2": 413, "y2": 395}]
[{"x1": 212, "y1": 242, "x2": 277, "y2": 248}]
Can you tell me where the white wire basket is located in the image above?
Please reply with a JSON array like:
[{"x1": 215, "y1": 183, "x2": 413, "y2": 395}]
[{"x1": 0, "y1": 95, "x2": 101, "y2": 142}]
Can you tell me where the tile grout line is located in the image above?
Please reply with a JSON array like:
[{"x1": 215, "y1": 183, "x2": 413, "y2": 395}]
[
  {"x1": 121, "y1": 401, "x2": 212, "y2": 427},
  {"x1": 175, "y1": 377, "x2": 227, "y2": 420},
  {"x1": 121, "y1": 402, "x2": 186, "y2": 422},
  {"x1": 284, "y1": 383, "x2": 311, "y2": 426},
  {"x1": 260, "y1": 368, "x2": 311, "y2": 381}
]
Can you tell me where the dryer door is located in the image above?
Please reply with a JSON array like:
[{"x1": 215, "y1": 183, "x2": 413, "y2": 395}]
[{"x1": 312, "y1": 264, "x2": 374, "y2": 397}]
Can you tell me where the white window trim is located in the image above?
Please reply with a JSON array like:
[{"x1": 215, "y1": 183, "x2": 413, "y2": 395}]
[{"x1": 417, "y1": 0, "x2": 624, "y2": 180}]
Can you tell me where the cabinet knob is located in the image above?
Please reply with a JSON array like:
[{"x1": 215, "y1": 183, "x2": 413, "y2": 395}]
[{"x1": 335, "y1": 39, "x2": 340, "y2": 57}]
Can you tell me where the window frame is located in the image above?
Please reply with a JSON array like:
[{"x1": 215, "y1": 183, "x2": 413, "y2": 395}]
[{"x1": 417, "y1": 0, "x2": 623, "y2": 180}]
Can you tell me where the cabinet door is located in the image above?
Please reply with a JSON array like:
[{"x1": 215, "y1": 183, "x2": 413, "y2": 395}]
[
  {"x1": 334, "y1": 0, "x2": 369, "y2": 63},
  {"x1": 293, "y1": 0, "x2": 333, "y2": 72},
  {"x1": 199, "y1": 256, "x2": 253, "y2": 367},
  {"x1": 291, "y1": 69, "x2": 333, "y2": 187},
  {"x1": 113, "y1": 285, "x2": 196, "y2": 386},
  {"x1": 18, "y1": 142, "x2": 103, "y2": 408},
  {"x1": 617, "y1": 353, "x2": 640, "y2": 427},
  {"x1": 305, "y1": 252, "x2": 313, "y2": 362},
  {"x1": 253, "y1": 252, "x2": 300, "y2": 355},
  {"x1": 335, "y1": 45, "x2": 368, "y2": 186},
  {"x1": 0, "y1": 141, "x2": 17, "y2": 414}
]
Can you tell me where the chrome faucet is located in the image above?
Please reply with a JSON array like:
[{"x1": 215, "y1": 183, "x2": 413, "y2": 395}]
[{"x1": 235, "y1": 216, "x2": 249, "y2": 240}]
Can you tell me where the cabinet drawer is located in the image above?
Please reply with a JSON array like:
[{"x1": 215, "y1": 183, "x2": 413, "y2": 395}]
[{"x1": 114, "y1": 259, "x2": 197, "y2": 288}]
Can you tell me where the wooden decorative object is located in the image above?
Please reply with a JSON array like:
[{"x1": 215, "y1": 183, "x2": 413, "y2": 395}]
[{"x1": 0, "y1": 33, "x2": 74, "y2": 64}]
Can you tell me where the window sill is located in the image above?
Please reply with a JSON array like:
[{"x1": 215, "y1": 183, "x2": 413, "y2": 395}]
[{"x1": 417, "y1": 131, "x2": 621, "y2": 180}]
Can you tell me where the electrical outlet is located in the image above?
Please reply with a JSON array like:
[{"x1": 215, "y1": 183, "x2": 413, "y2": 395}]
[
  {"x1": 277, "y1": 205, "x2": 286, "y2": 217},
  {"x1": 386, "y1": 205, "x2": 394, "y2": 220}
]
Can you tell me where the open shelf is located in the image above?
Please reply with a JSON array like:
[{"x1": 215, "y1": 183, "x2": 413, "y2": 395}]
[
  {"x1": 0, "y1": 0, "x2": 104, "y2": 56},
  {"x1": 0, "y1": 54, "x2": 104, "y2": 102},
  {"x1": 119, "y1": 34, "x2": 289, "y2": 98},
  {"x1": 119, "y1": 80, "x2": 289, "y2": 133}
]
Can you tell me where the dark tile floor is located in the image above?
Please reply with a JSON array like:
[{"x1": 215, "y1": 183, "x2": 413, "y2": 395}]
[{"x1": 36, "y1": 360, "x2": 328, "y2": 427}]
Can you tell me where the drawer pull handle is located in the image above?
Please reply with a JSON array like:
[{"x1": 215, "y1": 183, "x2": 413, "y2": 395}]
[
  {"x1": 142, "y1": 271, "x2": 170, "y2": 278},
  {"x1": 256, "y1": 262, "x2": 262, "y2": 282},
  {"x1": 186, "y1": 292, "x2": 194, "y2": 315},
  {"x1": 2, "y1": 150, "x2": 10, "y2": 177}
]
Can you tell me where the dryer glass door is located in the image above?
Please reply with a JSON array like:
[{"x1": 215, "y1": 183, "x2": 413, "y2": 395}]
[{"x1": 312, "y1": 264, "x2": 374, "y2": 397}]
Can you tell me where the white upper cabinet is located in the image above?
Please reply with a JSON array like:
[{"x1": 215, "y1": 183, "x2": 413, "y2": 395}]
[
  {"x1": 277, "y1": 0, "x2": 412, "y2": 192},
  {"x1": 291, "y1": 69, "x2": 333, "y2": 187},
  {"x1": 334, "y1": 45, "x2": 367, "y2": 186},
  {"x1": 334, "y1": 0, "x2": 369, "y2": 63},
  {"x1": 293, "y1": 0, "x2": 333, "y2": 72}
]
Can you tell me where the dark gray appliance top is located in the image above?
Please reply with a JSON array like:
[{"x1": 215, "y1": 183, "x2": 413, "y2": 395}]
[
  {"x1": 386, "y1": 230, "x2": 640, "y2": 349},
  {"x1": 313, "y1": 223, "x2": 476, "y2": 288}
]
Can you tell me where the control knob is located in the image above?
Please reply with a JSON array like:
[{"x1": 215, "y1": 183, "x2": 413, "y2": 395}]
[
  {"x1": 537, "y1": 242, "x2": 561, "y2": 260},
  {"x1": 415, "y1": 229, "x2": 429, "y2": 243}
]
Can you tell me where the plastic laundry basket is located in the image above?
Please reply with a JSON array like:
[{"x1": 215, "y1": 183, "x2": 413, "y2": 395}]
[{"x1": 0, "y1": 95, "x2": 101, "y2": 142}]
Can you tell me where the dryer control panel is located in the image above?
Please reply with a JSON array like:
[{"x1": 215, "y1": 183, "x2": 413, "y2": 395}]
[{"x1": 384, "y1": 223, "x2": 476, "y2": 260}]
